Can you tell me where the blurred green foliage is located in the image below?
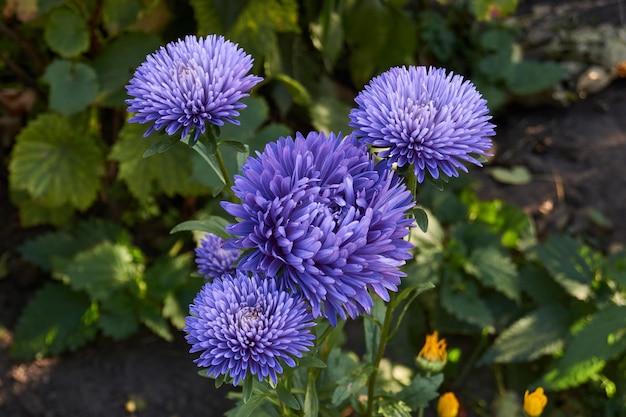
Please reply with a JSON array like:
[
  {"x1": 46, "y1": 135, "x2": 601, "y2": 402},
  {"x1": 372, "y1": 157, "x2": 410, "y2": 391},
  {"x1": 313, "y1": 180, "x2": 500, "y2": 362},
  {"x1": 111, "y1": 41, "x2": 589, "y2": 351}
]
[{"x1": 1, "y1": 0, "x2": 622, "y2": 414}]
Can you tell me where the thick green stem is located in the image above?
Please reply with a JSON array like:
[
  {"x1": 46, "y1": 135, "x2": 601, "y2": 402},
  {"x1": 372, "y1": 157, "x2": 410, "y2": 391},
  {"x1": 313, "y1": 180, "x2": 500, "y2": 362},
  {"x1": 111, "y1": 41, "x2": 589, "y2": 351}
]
[
  {"x1": 365, "y1": 293, "x2": 396, "y2": 417},
  {"x1": 215, "y1": 148, "x2": 231, "y2": 188}
]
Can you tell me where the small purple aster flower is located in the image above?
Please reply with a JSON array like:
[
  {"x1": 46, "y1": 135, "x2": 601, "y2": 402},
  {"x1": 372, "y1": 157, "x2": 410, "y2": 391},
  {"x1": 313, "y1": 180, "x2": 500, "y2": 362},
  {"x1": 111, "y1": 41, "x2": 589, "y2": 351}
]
[
  {"x1": 349, "y1": 66, "x2": 495, "y2": 183},
  {"x1": 126, "y1": 35, "x2": 263, "y2": 141},
  {"x1": 221, "y1": 132, "x2": 415, "y2": 325},
  {"x1": 195, "y1": 233, "x2": 239, "y2": 279},
  {"x1": 184, "y1": 271, "x2": 315, "y2": 386}
]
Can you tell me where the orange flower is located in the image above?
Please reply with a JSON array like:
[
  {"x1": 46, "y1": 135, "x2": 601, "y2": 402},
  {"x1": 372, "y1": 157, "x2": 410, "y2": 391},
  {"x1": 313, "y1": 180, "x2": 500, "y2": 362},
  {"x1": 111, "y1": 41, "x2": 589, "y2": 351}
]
[
  {"x1": 416, "y1": 331, "x2": 447, "y2": 372},
  {"x1": 524, "y1": 387, "x2": 547, "y2": 417},
  {"x1": 437, "y1": 392, "x2": 460, "y2": 417}
]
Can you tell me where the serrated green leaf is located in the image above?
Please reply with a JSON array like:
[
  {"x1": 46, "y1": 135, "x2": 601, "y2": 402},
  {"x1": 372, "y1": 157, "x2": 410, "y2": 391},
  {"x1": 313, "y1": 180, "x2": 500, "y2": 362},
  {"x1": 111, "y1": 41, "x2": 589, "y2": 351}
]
[
  {"x1": 559, "y1": 304, "x2": 626, "y2": 370},
  {"x1": 170, "y1": 217, "x2": 233, "y2": 239},
  {"x1": 189, "y1": 0, "x2": 223, "y2": 35},
  {"x1": 9, "y1": 189, "x2": 75, "y2": 227},
  {"x1": 396, "y1": 373, "x2": 443, "y2": 409},
  {"x1": 97, "y1": 292, "x2": 140, "y2": 340},
  {"x1": 528, "y1": 235, "x2": 594, "y2": 300},
  {"x1": 110, "y1": 123, "x2": 210, "y2": 201},
  {"x1": 138, "y1": 300, "x2": 173, "y2": 341},
  {"x1": 43, "y1": 60, "x2": 98, "y2": 115},
  {"x1": 44, "y1": 8, "x2": 89, "y2": 57},
  {"x1": 9, "y1": 113, "x2": 104, "y2": 209},
  {"x1": 506, "y1": 61, "x2": 566, "y2": 96},
  {"x1": 518, "y1": 264, "x2": 566, "y2": 305},
  {"x1": 478, "y1": 304, "x2": 570, "y2": 365},
  {"x1": 11, "y1": 282, "x2": 98, "y2": 359},
  {"x1": 92, "y1": 32, "x2": 161, "y2": 106},
  {"x1": 331, "y1": 363, "x2": 372, "y2": 405},
  {"x1": 542, "y1": 357, "x2": 606, "y2": 390},
  {"x1": 58, "y1": 242, "x2": 143, "y2": 302},
  {"x1": 465, "y1": 246, "x2": 520, "y2": 301},
  {"x1": 440, "y1": 277, "x2": 494, "y2": 329},
  {"x1": 377, "y1": 398, "x2": 412, "y2": 417}
]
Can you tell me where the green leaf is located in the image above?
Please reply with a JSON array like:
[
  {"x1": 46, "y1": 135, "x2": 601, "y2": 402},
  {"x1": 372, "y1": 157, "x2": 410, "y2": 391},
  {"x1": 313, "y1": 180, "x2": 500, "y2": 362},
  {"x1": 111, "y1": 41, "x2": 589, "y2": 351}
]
[
  {"x1": 559, "y1": 304, "x2": 626, "y2": 369},
  {"x1": 464, "y1": 246, "x2": 520, "y2": 301},
  {"x1": 97, "y1": 292, "x2": 140, "y2": 340},
  {"x1": 413, "y1": 207, "x2": 429, "y2": 233},
  {"x1": 58, "y1": 242, "x2": 143, "y2": 302},
  {"x1": 331, "y1": 363, "x2": 372, "y2": 405},
  {"x1": 506, "y1": 61, "x2": 566, "y2": 96},
  {"x1": 310, "y1": 1, "x2": 344, "y2": 70},
  {"x1": 9, "y1": 190, "x2": 75, "y2": 227},
  {"x1": 417, "y1": 11, "x2": 455, "y2": 62},
  {"x1": 9, "y1": 113, "x2": 104, "y2": 209},
  {"x1": 138, "y1": 300, "x2": 173, "y2": 341},
  {"x1": 542, "y1": 357, "x2": 606, "y2": 390},
  {"x1": 170, "y1": 217, "x2": 233, "y2": 239},
  {"x1": 274, "y1": 73, "x2": 311, "y2": 106},
  {"x1": 19, "y1": 219, "x2": 130, "y2": 272},
  {"x1": 11, "y1": 282, "x2": 98, "y2": 359},
  {"x1": 44, "y1": 8, "x2": 89, "y2": 57},
  {"x1": 92, "y1": 32, "x2": 162, "y2": 106},
  {"x1": 43, "y1": 60, "x2": 98, "y2": 115},
  {"x1": 230, "y1": 393, "x2": 271, "y2": 417},
  {"x1": 528, "y1": 235, "x2": 594, "y2": 300},
  {"x1": 487, "y1": 166, "x2": 532, "y2": 185},
  {"x1": 110, "y1": 123, "x2": 210, "y2": 201},
  {"x1": 297, "y1": 355, "x2": 327, "y2": 369},
  {"x1": 189, "y1": 0, "x2": 223, "y2": 35},
  {"x1": 102, "y1": 0, "x2": 143, "y2": 33},
  {"x1": 440, "y1": 277, "x2": 494, "y2": 329},
  {"x1": 364, "y1": 296, "x2": 387, "y2": 363},
  {"x1": 376, "y1": 398, "x2": 412, "y2": 417},
  {"x1": 397, "y1": 373, "x2": 443, "y2": 409},
  {"x1": 310, "y1": 96, "x2": 351, "y2": 135},
  {"x1": 250, "y1": 123, "x2": 292, "y2": 153},
  {"x1": 478, "y1": 304, "x2": 570, "y2": 364},
  {"x1": 470, "y1": 0, "x2": 519, "y2": 20},
  {"x1": 277, "y1": 382, "x2": 300, "y2": 410},
  {"x1": 304, "y1": 373, "x2": 319, "y2": 417}
]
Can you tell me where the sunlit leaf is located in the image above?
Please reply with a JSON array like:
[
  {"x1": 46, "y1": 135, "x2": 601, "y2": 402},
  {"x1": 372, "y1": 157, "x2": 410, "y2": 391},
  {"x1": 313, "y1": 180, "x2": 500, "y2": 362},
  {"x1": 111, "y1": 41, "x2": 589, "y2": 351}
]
[{"x1": 465, "y1": 246, "x2": 520, "y2": 301}]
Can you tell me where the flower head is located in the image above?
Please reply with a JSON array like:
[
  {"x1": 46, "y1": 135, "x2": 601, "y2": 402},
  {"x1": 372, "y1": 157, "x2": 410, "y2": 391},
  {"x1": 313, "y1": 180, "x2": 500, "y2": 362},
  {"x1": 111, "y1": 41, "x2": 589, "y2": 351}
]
[
  {"x1": 437, "y1": 392, "x2": 460, "y2": 417},
  {"x1": 184, "y1": 271, "x2": 315, "y2": 385},
  {"x1": 524, "y1": 387, "x2": 547, "y2": 417},
  {"x1": 349, "y1": 66, "x2": 495, "y2": 183},
  {"x1": 416, "y1": 331, "x2": 447, "y2": 372},
  {"x1": 222, "y1": 132, "x2": 415, "y2": 324},
  {"x1": 194, "y1": 233, "x2": 239, "y2": 279},
  {"x1": 126, "y1": 35, "x2": 263, "y2": 141}
]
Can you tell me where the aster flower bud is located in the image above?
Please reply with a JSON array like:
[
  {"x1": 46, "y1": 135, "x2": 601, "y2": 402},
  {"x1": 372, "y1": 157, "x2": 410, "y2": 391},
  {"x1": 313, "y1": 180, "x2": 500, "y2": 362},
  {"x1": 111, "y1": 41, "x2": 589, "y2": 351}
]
[
  {"x1": 194, "y1": 233, "x2": 239, "y2": 279},
  {"x1": 349, "y1": 66, "x2": 495, "y2": 183},
  {"x1": 126, "y1": 35, "x2": 263, "y2": 142},
  {"x1": 184, "y1": 271, "x2": 315, "y2": 386},
  {"x1": 221, "y1": 131, "x2": 415, "y2": 325},
  {"x1": 416, "y1": 331, "x2": 447, "y2": 373},
  {"x1": 437, "y1": 392, "x2": 460, "y2": 417},
  {"x1": 524, "y1": 387, "x2": 547, "y2": 417}
]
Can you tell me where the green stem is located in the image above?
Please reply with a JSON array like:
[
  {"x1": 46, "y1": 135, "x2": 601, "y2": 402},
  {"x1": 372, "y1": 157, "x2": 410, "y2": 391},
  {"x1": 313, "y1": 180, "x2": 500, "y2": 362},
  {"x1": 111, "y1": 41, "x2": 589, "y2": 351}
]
[
  {"x1": 365, "y1": 293, "x2": 396, "y2": 417},
  {"x1": 215, "y1": 147, "x2": 232, "y2": 188}
]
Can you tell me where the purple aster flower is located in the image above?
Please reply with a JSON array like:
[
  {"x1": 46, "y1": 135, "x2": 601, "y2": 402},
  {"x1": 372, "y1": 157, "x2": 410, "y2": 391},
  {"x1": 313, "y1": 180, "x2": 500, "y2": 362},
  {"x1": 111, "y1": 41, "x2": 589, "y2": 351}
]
[
  {"x1": 184, "y1": 271, "x2": 315, "y2": 386},
  {"x1": 221, "y1": 132, "x2": 415, "y2": 325},
  {"x1": 349, "y1": 66, "x2": 495, "y2": 183},
  {"x1": 126, "y1": 35, "x2": 263, "y2": 141},
  {"x1": 194, "y1": 233, "x2": 239, "y2": 279}
]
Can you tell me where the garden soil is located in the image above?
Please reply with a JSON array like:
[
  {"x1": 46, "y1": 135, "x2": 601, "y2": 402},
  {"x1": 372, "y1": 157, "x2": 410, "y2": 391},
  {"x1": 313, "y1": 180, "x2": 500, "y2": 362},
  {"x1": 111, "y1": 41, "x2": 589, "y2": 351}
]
[{"x1": 1, "y1": 2, "x2": 626, "y2": 416}]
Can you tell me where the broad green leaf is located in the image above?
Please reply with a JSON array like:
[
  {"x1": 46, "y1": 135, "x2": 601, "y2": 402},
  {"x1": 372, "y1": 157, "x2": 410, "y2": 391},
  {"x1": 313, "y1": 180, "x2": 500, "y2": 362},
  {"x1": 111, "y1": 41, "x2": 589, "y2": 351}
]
[
  {"x1": 518, "y1": 264, "x2": 567, "y2": 305},
  {"x1": 44, "y1": 8, "x2": 89, "y2": 57},
  {"x1": 304, "y1": 372, "x2": 319, "y2": 417},
  {"x1": 44, "y1": 60, "x2": 98, "y2": 115},
  {"x1": 144, "y1": 253, "x2": 194, "y2": 299},
  {"x1": 417, "y1": 11, "x2": 455, "y2": 62},
  {"x1": 189, "y1": 0, "x2": 223, "y2": 35},
  {"x1": 92, "y1": 32, "x2": 161, "y2": 106},
  {"x1": 97, "y1": 292, "x2": 139, "y2": 339},
  {"x1": 396, "y1": 373, "x2": 443, "y2": 409},
  {"x1": 11, "y1": 282, "x2": 98, "y2": 359},
  {"x1": 478, "y1": 304, "x2": 570, "y2": 364},
  {"x1": 230, "y1": 393, "x2": 271, "y2": 417},
  {"x1": 250, "y1": 123, "x2": 292, "y2": 153},
  {"x1": 10, "y1": 189, "x2": 74, "y2": 227},
  {"x1": 274, "y1": 73, "x2": 311, "y2": 106},
  {"x1": 310, "y1": 96, "x2": 351, "y2": 135},
  {"x1": 19, "y1": 219, "x2": 130, "y2": 272},
  {"x1": 276, "y1": 382, "x2": 300, "y2": 410},
  {"x1": 506, "y1": 61, "x2": 566, "y2": 96},
  {"x1": 331, "y1": 363, "x2": 373, "y2": 405},
  {"x1": 170, "y1": 216, "x2": 233, "y2": 239},
  {"x1": 440, "y1": 277, "x2": 494, "y2": 329},
  {"x1": 138, "y1": 300, "x2": 173, "y2": 341},
  {"x1": 464, "y1": 246, "x2": 520, "y2": 301},
  {"x1": 542, "y1": 357, "x2": 606, "y2": 390},
  {"x1": 102, "y1": 0, "x2": 143, "y2": 34},
  {"x1": 559, "y1": 304, "x2": 626, "y2": 369},
  {"x1": 9, "y1": 113, "x2": 104, "y2": 209},
  {"x1": 57, "y1": 242, "x2": 143, "y2": 302},
  {"x1": 111, "y1": 123, "x2": 210, "y2": 201},
  {"x1": 487, "y1": 166, "x2": 532, "y2": 185},
  {"x1": 528, "y1": 235, "x2": 594, "y2": 300}
]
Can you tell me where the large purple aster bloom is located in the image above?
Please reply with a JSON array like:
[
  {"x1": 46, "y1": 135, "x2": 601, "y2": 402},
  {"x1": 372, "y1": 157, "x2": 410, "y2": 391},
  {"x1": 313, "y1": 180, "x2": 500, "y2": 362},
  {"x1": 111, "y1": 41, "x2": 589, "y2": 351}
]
[
  {"x1": 185, "y1": 271, "x2": 315, "y2": 386},
  {"x1": 126, "y1": 35, "x2": 263, "y2": 141},
  {"x1": 221, "y1": 132, "x2": 415, "y2": 325},
  {"x1": 349, "y1": 66, "x2": 495, "y2": 183},
  {"x1": 195, "y1": 233, "x2": 239, "y2": 279}
]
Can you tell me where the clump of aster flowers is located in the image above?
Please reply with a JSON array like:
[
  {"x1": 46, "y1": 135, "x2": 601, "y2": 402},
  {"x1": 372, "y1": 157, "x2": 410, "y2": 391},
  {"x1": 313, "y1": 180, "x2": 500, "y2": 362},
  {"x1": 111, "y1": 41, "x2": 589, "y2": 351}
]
[
  {"x1": 221, "y1": 131, "x2": 415, "y2": 325},
  {"x1": 349, "y1": 66, "x2": 495, "y2": 183},
  {"x1": 194, "y1": 233, "x2": 239, "y2": 279},
  {"x1": 126, "y1": 35, "x2": 263, "y2": 142},
  {"x1": 184, "y1": 271, "x2": 315, "y2": 385}
]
